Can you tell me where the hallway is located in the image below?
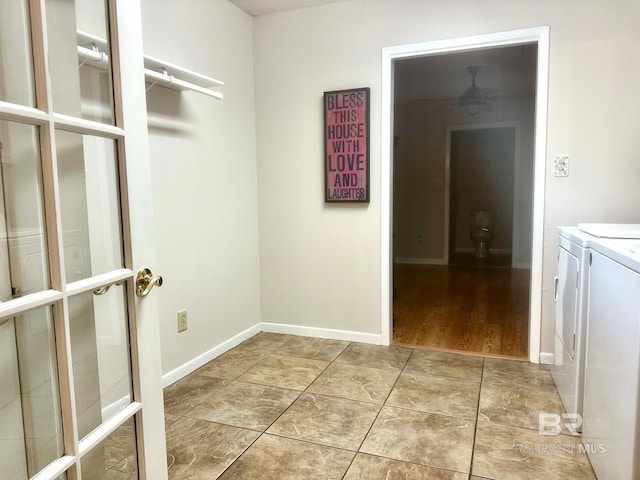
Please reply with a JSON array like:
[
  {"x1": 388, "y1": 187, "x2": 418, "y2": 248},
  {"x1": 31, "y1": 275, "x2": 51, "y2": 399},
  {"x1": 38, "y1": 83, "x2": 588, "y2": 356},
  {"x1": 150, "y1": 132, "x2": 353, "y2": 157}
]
[
  {"x1": 393, "y1": 264, "x2": 530, "y2": 358},
  {"x1": 160, "y1": 333, "x2": 593, "y2": 479}
]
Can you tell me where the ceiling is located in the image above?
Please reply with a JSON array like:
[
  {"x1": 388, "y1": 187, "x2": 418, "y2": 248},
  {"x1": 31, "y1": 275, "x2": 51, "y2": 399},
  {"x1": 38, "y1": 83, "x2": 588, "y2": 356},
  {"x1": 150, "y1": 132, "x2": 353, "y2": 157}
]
[
  {"x1": 227, "y1": 1, "x2": 536, "y2": 109},
  {"x1": 394, "y1": 43, "x2": 537, "y2": 106},
  {"x1": 229, "y1": 0, "x2": 348, "y2": 16}
]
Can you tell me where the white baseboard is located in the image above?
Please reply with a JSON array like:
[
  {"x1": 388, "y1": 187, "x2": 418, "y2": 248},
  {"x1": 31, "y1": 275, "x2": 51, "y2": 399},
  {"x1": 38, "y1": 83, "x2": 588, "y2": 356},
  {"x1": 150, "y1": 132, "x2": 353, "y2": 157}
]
[
  {"x1": 514, "y1": 262, "x2": 532, "y2": 269},
  {"x1": 102, "y1": 395, "x2": 131, "y2": 421},
  {"x1": 261, "y1": 322, "x2": 381, "y2": 345},
  {"x1": 394, "y1": 257, "x2": 444, "y2": 265},
  {"x1": 539, "y1": 352, "x2": 554, "y2": 365},
  {"x1": 162, "y1": 323, "x2": 261, "y2": 388},
  {"x1": 161, "y1": 322, "x2": 381, "y2": 389},
  {"x1": 455, "y1": 248, "x2": 513, "y2": 255}
]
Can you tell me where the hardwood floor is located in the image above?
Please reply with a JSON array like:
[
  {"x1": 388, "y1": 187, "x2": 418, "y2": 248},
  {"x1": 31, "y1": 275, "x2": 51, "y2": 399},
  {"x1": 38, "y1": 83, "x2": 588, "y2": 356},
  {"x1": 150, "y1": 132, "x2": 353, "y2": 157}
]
[
  {"x1": 392, "y1": 263, "x2": 529, "y2": 359},
  {"x1": 449, "y1": 251, "x2": 512, "y2": 268}
]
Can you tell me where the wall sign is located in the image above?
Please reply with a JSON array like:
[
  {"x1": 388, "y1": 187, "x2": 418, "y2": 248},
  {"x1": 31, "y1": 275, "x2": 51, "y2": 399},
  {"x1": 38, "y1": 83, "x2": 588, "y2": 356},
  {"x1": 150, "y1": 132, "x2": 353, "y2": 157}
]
[{"x1": 324, "y1": 87, "x2": 370, "y2": 203}]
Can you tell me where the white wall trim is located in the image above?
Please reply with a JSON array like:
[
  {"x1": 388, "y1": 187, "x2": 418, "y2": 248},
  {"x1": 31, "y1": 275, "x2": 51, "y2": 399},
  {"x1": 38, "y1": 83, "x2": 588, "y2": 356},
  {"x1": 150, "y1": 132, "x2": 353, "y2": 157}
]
[
  {"x1": 161, "y1": 322, "x2": 382, "y2": 389},
  {"x1": 162, "y1": 323, "x2": 261, "y2": 387},
  {"x1": 102, "y1": 395, "x2": 132, "y2": 422},
  {"x1": 381, "y1": 32, "x2": 394, "y2": 347},
  {"x1": 529, "y1": 27, "x2": 550, "y2": 364},
  {"x1": 539, "y1": 352, "x2": 554, "y2": 365},
  {"x1": 454, "y1": 247, "x2": 513, "y2": 255},
  {"x1": 395, "y1": 257, "x2": 444, "y2": 265},
  {"x1": 381, "y1": 26, "x2": 549, "y2": 364},
  {"x1": 261, "y1": 322, "x2": 382, "y2": 345},
  {"x1": 515, "y1": 262, "x2": 532, "y2": 270}
]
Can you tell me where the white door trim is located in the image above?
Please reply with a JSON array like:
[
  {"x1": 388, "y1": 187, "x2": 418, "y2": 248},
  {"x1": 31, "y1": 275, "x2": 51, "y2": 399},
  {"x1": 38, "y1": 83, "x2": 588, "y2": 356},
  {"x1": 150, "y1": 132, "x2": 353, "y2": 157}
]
[
  {"x1": 381, "y1": 26, "x2": 549, "y2": 363},
  {"x1": 444, "y1": 122, "x2": 521, "y2": 267}
]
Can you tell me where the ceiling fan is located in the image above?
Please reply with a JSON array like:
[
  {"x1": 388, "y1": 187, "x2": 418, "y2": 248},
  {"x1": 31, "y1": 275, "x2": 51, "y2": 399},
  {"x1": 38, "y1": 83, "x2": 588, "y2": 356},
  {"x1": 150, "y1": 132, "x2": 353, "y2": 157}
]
[
  {"x1": 454, "y1": 65, "x2": 499, "y2": 117},
  {"x1": 414, "y1": 64, "x2": 501, "y2": 117}
]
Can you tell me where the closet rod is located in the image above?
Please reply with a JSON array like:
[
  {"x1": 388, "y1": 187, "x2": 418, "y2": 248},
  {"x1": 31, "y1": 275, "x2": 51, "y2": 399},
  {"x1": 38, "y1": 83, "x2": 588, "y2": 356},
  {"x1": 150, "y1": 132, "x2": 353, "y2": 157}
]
[
  {"x1": 143, "y1": 69, "x2": 223, "y2": 100},
  {"x1": 76, "y1": 30, "x2": 224, "y2": 99},
  {"x1": 77, "y1": 45, "x2": 108, "y2": 64}
]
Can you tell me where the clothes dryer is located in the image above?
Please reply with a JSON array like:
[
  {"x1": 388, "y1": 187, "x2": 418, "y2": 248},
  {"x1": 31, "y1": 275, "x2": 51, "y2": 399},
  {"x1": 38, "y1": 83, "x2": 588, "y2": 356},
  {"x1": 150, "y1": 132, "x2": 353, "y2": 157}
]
[{"x1": 552, "y1": 227, "x2": 592, "y2": 422}]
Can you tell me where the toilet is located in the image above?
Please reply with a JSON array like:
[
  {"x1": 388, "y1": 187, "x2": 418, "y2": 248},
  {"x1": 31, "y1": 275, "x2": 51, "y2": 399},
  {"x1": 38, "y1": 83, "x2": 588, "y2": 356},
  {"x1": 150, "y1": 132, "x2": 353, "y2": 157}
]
[{"x1": 470, "y1": 210, "x2": 496, "y2": 259}]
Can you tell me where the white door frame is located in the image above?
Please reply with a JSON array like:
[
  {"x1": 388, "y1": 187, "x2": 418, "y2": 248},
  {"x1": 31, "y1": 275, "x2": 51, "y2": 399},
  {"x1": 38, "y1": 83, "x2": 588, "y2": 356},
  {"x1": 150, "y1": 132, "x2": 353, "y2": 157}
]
[
  {"x1": 381, "y1": 26, "x2": 549, "y2": 363},
  {"x1": 444, "y1": 122, "x2": 521, "y2": 268}
]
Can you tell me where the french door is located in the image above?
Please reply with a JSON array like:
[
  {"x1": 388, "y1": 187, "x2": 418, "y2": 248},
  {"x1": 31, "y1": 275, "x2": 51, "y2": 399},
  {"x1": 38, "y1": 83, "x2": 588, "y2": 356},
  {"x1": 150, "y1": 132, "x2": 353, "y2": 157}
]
[{"x1": 0, "y1": 0, "x2": 167, "y2": 479}]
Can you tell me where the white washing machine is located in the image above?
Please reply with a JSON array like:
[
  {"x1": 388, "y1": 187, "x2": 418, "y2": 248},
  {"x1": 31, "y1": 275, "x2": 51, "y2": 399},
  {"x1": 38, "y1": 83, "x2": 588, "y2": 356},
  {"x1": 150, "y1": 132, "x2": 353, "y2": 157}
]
[
  {"x1": 552, "y1": 224, "x2": 640, "y2": 425},
  {"x1": 582, "y1": 236, "x2": 640, "y2": 480}
]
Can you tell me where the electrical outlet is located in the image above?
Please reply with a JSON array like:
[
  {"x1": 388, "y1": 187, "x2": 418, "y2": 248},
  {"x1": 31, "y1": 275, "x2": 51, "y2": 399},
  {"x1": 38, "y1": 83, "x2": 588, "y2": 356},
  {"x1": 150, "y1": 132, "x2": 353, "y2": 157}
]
[
  {"x1": 177, "y1": 310, "x2": 188, "y2": 332},
  {"x1": 553, "y1": 154, "x2": 569, "y2": 177}
]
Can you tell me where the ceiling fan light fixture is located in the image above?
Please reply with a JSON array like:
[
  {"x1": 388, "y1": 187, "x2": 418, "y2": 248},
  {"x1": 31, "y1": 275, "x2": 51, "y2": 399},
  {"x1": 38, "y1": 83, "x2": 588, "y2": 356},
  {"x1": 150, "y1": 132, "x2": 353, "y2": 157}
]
[
  {"x1": 461, "y1": 101, "x2": 485, "y2": 118},
  {"x1": 456, "y1": 65, "x2": 490, "y2": 117}
]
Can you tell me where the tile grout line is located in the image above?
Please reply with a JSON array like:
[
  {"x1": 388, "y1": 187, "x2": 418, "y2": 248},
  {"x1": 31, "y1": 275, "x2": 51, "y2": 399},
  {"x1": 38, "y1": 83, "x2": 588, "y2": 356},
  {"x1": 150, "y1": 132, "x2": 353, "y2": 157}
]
[
  {"x1": 223, "y1": 339, "x2": 354, "y2": 477},
  {"x1": 214, "y1": 426, "x2": 263, "y2": 479},
  {"x1": 181, "y1": 334, "x2": 303, "y2": 479},
  {"x1": 183, "y1": 337, "x2": 439, "y2": 475},
  {"x1": 162, "y1": 334, "x2": 320, "y2": 479},
  {"x1": 240, "y1": 339, "x2": 355, "y2": 479},
  {"x1": 169, "y1": 333, "x2": 595, "y2": 479},
  {"x1": 172, "y1": 334, "x2": 541, "y2": 479},
  {"x1": 211, "y1": 334, "x2": 305, "y2": 479},
  {"x1": 340, "y1": 345, "x2": 416, "y2": 478},
  {"x1": 297, "y1": 339, "x2": 360, "y2": 478},
  {"x1": 468, "y1": 356, "x2": 486, "y2": 479}
]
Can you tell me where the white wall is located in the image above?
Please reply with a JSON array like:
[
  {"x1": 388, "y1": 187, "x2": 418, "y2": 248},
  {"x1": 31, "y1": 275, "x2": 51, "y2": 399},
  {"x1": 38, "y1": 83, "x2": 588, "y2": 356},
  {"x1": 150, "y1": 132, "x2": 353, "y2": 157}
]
[
  {"x1": 254, "y1": 0, "x2": 640, "y2": 354},
  {"x1": 141, "y1": 0, "x2": 261, "y2": 375}
]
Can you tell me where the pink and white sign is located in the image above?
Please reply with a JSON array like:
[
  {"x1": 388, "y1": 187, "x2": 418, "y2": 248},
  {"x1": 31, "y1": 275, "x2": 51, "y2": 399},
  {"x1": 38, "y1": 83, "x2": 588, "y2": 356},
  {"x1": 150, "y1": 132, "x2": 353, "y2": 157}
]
[{"x1": 324, "y1": 87, "x2": 370, "y2": 202}]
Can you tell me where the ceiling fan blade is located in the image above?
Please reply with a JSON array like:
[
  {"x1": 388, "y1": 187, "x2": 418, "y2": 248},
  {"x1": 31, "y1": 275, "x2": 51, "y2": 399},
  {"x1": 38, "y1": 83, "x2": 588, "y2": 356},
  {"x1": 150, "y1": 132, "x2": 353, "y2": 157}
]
[
  {"x1": 495, "y1": 93, "x2": 534, "y2": 101},
  {"x1": 428, "y1": 104, "x2": 455, "y2": 114},
  {"x1": 478, "y1": 87, "x2": 499, "y2": 98},
  {"x1": 414, "y1": 97, "x2": 457, "y2": 102}
]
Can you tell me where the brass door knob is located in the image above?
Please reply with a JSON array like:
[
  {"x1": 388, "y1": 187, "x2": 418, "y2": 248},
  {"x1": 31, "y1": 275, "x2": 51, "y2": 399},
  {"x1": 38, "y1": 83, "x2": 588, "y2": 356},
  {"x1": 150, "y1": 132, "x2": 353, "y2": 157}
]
[
  {"x1": 93, "y1": 281, "x2": 125, "y2": 296},
  {"x1": 135, "y1": 268, "x2": 163, "y2": 298}
]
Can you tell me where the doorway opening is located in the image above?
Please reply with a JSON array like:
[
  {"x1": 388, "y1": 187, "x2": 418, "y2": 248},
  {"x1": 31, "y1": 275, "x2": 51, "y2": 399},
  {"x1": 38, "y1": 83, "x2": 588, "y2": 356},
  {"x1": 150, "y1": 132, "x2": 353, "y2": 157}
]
[
  {"x1": 381, "y1": 27, "x2": 549, "y2": 362},
  {"x1": 448, "y1": 125, "x2": 517, "y2": 268}
]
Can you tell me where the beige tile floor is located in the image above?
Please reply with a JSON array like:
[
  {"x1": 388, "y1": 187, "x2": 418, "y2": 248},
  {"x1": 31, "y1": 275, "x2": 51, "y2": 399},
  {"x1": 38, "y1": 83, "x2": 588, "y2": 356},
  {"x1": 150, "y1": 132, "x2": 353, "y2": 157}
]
[{"x1": 162, "y1": 333, "x2": 597, "y2": 480}]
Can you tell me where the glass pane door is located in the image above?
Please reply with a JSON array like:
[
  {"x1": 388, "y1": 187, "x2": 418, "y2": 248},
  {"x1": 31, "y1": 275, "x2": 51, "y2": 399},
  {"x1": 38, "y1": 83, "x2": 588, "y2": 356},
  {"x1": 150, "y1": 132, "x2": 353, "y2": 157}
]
[
  {"x1": 0, "y1": 306, "x2": 63, "y2": 479},
  {"x1": 0, "y1": 0, "x2": 165, "y2": 478},
  {"x1": 0, "y1": 0, "x2": 36, "y2": 106}
]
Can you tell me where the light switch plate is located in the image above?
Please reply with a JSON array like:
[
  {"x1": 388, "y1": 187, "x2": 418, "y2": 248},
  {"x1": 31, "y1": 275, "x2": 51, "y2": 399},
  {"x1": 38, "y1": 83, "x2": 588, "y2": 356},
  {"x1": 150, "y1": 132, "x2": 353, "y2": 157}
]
[
  {"x1": 553, "y1": 155, "x2": 569, "y2": 177},
  {"x1": 177, "y1": 310, "x2": 188, "y2": 332}
]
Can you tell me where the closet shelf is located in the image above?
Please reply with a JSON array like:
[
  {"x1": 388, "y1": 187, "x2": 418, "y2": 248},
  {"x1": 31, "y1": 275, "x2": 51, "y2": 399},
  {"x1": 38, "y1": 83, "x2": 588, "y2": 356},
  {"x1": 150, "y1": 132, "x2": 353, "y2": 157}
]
[{"x1": 76, "y1": 31, "x2": 224, "y2": 100}]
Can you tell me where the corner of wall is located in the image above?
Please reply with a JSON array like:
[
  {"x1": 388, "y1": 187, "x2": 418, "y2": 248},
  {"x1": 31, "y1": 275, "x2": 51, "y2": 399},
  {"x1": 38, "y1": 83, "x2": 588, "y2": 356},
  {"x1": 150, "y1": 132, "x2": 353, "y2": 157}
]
[{"x1": 142, "y1": 0, "x2": 262, "y2": 377}]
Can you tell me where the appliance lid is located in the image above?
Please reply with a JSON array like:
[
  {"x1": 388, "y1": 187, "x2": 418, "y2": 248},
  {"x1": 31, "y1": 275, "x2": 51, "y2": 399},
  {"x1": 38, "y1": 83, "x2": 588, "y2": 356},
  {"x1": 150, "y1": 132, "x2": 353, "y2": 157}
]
[
  {"x1": 589, "y1": 238, "x2": 640, "y2": 273},
  {"x1": 578, "y1": 223, "x2": 640, "y2": 239}
]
